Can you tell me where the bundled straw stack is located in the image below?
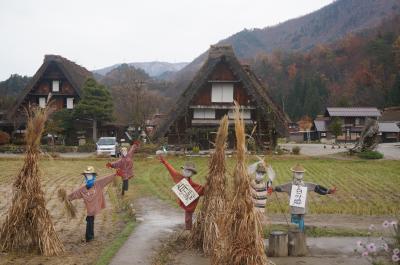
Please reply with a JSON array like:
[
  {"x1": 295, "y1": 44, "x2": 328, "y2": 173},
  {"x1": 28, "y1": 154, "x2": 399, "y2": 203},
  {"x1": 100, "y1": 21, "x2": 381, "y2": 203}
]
[
  {"x1": 213, "y1": 102, "x2": 269, "y2": 265},
  {"x1": 190, "y1": 115, "x2": 229, "y2": 255},
  {"x1": 0, "y1": 106, "x2": 64, "y2": 256},
  {"x1": 57, "y1": 188, "x2": 77, "y2": 218}
]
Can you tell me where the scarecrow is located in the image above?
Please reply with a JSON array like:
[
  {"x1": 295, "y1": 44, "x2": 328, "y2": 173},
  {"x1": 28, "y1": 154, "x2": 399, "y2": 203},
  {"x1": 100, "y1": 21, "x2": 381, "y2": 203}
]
[
  {"x1": 106, "y1": 141, "x2": 140, "y2": 195},
  {"x1": 68, "y1": 166, "x2": 121, "y2": 242},
  {"x1": 272, "y1": 164, "x2": 336, "y2": 231},
  {"x1": 157, "y1": 156, "x2": 204, "y2": 230},
  {"x1": 248, "y1": 161, "x2": 274, "y2": 214}
]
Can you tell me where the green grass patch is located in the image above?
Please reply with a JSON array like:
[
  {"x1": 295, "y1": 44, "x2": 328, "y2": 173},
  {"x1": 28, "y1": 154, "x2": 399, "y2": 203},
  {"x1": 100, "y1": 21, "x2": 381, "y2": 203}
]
[
  {"x1": 95, "y1": 220, "x2": 137, "y2": 265},
  {"x1": 357, "y1": 150, "x2": 384, "y2": 159}
]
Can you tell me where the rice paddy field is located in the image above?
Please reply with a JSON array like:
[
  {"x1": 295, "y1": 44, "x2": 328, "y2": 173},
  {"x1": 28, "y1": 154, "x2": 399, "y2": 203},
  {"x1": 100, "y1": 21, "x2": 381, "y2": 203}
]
[{"x1": 0, "y1": 154, "x2": 399, "y2": 264}]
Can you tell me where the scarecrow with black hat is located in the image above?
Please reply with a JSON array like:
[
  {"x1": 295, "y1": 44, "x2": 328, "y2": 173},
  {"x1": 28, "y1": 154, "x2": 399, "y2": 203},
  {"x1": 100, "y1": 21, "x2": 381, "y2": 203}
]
[
  {"x1": 106, "y1": 140, "x2": 140, "y2": 195},
  {"x1": 248, "y1": 161, "x2": 274, "y2": 214},
  {"x1": 157, "y1": 156, "x2": 204, "y2": 230},
  {"x1": 272, "y1": 164, "x2": 336, "y2": 231},
  {"x1": 68, "y1": 166, "x2": 121, "y2": 242}
]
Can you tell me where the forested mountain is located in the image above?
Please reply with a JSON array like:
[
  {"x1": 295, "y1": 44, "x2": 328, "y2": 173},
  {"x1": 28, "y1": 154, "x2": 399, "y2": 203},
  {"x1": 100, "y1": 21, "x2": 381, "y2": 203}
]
[
  {"x1": 92, "y1": 61, "x2": 188, "y2": 78},
  {"x1": 0, "y1": 74, "x2": 31, "y2": 111}
]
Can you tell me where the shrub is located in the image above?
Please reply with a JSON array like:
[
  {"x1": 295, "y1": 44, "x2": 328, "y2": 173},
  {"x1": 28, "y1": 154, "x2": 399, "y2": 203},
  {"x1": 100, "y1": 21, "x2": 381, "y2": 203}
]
[
  {"x1": 292, "y1": 146, "x2": 301, "y2": 155},
  {"x1": 137, "y1": 143, "x2": 159, "y2": 154},
  {"x1": 77, "y1": 143, "x2": 96, "y2": 153},
  {"x1": 358, "y1": 150, "x2": 384, "y2": 160},
  {"x1": 192, "y1": 146, "x2": 200, "y2": 154},
  {"x1": 0, "y1": 131, "x2": 11, "y2": 145}
]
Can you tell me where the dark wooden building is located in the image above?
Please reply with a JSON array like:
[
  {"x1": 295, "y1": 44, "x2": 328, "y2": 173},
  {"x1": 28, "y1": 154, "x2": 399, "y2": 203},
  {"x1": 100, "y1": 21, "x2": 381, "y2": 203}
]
[{"x1": 152, "y1": 45, "x2": 289, "y2": 150}]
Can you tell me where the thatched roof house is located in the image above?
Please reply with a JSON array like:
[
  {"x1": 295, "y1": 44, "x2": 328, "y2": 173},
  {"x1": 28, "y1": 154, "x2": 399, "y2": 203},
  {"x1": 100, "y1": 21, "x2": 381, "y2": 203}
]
[
  {"x1": 153, "y1": 45, "x2": 289, "y2": 150},
  {"x1": 8, "y1": 55, "x2": 92, "y2": 120}
]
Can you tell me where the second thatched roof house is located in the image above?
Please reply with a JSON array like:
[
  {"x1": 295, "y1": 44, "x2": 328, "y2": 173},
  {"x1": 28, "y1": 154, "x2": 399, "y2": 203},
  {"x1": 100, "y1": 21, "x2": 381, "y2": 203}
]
[{"x1": 152, "y1": 45, "x2": 289, "y2": 150}]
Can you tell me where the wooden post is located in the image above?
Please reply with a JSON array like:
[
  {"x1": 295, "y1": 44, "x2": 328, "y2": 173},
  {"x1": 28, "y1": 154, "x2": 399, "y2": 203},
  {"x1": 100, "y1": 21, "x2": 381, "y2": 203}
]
[
  {"x1": 267, "y1": 231, "x2": 288, "y2": 257},
  {"x1": 288, "y1": 229, "x2": 308, "y2": 256}
]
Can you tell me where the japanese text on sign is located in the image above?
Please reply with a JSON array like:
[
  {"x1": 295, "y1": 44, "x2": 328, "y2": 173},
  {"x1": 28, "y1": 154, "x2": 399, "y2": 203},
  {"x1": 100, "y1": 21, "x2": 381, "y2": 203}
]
[
  {"x1": 289, "y1": 185, "x2": 307, "y2": 208},
  {"x1": 172, "y1": 178, "x2": 199, "y2": 206}
]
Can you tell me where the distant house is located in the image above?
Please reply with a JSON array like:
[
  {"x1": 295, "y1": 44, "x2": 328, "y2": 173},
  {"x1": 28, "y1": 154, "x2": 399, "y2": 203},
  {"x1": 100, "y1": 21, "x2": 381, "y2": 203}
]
[
  {"x1": 314, "y1": 107, "x2": 381, "y2": 142},
  {"x1": 152, "y1": 45, "x2": 289, "y2": 150},
  {"x1": 379, "y1": 107, "x2": 400, "y2": 142}
]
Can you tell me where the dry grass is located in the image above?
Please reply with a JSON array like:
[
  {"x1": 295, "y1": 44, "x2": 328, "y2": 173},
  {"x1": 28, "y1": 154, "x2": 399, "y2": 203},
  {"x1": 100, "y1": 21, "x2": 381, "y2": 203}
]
[
  {"x1": 190, "y1": 115, "x2": 229, "y2": 255},
  {"x1": 57, "y1": 188, "x2": 77, "y2": 219},
  {"x1": 0, "y1": 106, "x2": 64, "y2": 256},
  {"x1": 213, "y1": 103, "x2": 268, "y2": 265}
]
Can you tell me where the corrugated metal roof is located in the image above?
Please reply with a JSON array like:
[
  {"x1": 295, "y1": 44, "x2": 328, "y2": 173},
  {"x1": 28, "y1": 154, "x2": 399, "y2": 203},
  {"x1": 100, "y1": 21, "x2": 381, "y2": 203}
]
[
  {"x1": 314, "y1": 120, "x2": 327, "y2": 132},
  {"x1": 379, "y1": 122, "x2": 400, "y2": 133},
  {"x1": 326, "y1": 107, "x2": 381, "y2": 117}
]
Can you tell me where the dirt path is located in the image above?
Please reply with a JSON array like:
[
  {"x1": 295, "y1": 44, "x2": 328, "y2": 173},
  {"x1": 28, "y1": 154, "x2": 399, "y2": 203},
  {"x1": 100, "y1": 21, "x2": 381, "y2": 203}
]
[{"x1": 110, "y1": 197, "x2": 183, "y2": 265}]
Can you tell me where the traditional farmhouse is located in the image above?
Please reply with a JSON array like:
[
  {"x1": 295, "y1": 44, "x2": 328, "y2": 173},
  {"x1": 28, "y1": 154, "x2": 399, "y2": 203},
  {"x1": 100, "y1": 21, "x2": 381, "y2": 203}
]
[
  {"x1": 379, "y1": 107, "x2": 400, "y2": 142},
  {"x1": 152, "y1": 45, "x2": 289, "y2": 150}
]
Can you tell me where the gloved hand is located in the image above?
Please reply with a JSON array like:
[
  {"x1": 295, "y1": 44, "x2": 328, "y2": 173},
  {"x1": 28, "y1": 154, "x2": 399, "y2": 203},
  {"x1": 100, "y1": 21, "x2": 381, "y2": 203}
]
[
  {"x1": 116, "y1": 168, "x2": 123, "y2": 176},
  {"x1": 132, "y1": 140, "x2": 141, "y2": 147},
  {"x1": 106, "y1": 162, "x2": 112, "y2": 168},
  {"x1": 267, "y1": 187, "x2": 273, "y2": 195},
  {"x1": 328, "y1": 186, "x2": 337, "y2": 194}
]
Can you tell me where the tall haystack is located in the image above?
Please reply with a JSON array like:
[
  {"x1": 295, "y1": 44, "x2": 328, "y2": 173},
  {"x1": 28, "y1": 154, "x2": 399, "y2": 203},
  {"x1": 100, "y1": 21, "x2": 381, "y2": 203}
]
[
  {"x1": 0, "y1": 106, "x2": 64, "y2": 256},
  {"x1": 190, "y1": 115, "x2": 229, "y2": 255},
  {"x1": 213, "y1": 102, "x2": 268, "y2": 265}
]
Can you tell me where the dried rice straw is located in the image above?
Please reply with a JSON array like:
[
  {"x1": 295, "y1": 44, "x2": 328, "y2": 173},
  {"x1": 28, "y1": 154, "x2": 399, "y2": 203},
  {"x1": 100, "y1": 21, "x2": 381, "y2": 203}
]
[
  {"x1": 212, "y1": 102, "x2": 269, "y2": 265},
  {"x1": 0, "y1": 105, "x2": 65, "y2": 256},
  {"x1": 57, "y1": 188, "x2": 77, "y2": 218},
  {"x1": 190, "y1": 115, "x2": 229, "y2": 255}
]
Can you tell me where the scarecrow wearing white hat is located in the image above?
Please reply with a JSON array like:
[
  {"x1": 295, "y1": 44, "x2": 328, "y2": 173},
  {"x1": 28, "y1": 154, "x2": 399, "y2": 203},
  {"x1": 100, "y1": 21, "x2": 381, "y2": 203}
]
[
  {"x1": 68, "y1": 166, "x2": 122, "y2": 242},
  {"x1": 272, "y1": 164, "x2": 336, "y2": 231},
  {"x1": 248, "y1": 161, "x2": 274, "y2": 214},
  {"x1": 106, "y1": 140, "x2": 140, "y2": 195},
  {"x1": 157, "y1": 156, "x2": 204, "y2": 230}
]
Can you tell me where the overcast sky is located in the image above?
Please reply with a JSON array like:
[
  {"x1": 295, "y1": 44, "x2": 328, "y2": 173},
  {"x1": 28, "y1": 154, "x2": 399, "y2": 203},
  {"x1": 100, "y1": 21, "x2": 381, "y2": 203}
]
[{"x1": 0, "y1": 0, "x2": 333, "y2": 80}]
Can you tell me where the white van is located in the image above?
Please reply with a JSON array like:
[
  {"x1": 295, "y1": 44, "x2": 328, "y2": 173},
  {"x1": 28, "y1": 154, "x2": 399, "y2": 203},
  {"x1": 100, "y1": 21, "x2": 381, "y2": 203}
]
[{"x1": 96, "y1": 137, "x2": 118, "y2": 157}]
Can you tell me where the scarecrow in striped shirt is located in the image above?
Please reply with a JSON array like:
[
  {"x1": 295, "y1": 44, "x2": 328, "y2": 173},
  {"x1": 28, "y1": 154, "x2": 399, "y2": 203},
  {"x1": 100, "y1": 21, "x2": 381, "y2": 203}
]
[{"x1": 248, "y1": 161, "x2": 274, "y2": 215}]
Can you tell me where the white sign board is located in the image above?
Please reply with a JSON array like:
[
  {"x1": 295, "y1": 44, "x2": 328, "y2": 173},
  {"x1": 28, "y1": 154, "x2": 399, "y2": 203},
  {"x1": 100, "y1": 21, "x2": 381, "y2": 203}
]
[
  {"x1": 289, "y1": 185, "x2": 308, "y2": 208},
  {"x1": 172, "y1": 178, "x2": 199, "y2": 206}
]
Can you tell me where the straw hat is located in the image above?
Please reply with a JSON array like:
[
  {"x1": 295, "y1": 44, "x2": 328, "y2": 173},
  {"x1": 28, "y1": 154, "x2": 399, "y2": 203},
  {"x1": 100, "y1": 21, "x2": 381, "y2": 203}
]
[
  {"x1": 290, "y1": 164, "x2": 305, "y2": 173},
  {"x1": 120, "y1": 147, "x2": 128, "y2": 152},
  {"x1": 256, "y1": 163, "x2": 266, "y2": 173},
  {"x1": 83, "y1": 166, "x2": 96, "y2": 174},
  {"x1": 181, "y1": 161, "x2": 197, "y2": 174}
]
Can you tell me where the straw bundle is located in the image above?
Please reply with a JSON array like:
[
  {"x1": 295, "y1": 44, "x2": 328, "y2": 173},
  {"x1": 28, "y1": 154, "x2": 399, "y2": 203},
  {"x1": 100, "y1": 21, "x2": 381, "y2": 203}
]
[
  {"x1": 57, "y1": 188, "x2": 77, "y2": 218},
  {"x1": 190, "y1": 115, "x2": 229, "y2": 255},
  {"x1": 0, "y1": 106, "x2": 64, "y2": 256},
  {"x1": 213, "y1": 102, "x2": 268, "y2": 265}
]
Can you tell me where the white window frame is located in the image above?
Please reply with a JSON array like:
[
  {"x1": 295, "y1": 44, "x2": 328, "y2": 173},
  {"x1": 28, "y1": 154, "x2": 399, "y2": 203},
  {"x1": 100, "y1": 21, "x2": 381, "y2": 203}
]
[
  {"x1": 193, "y1": 109, "x2": 215, "y2": 119},
  {"x1": 39, "y1": 97, "x2": 46, "y2": 108},
  {"x1": 66, "y1": 97, "x2": 74, "y2": 109},
  {"x1": 52, "y1": 80, "x2": 60, "y2": 92},
  {"x1": 211, "y1": 83, "x2": 234, "y2": 103},
  {"x1": 228, "y1": 109, "x2": 251, "y2": 119}
]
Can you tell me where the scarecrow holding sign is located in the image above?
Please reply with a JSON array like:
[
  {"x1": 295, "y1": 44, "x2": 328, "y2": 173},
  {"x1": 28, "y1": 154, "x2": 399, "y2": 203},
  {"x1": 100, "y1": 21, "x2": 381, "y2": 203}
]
[
  {"x1": 106, "y1": 141, "x2": 140, "y2": 195},
  {"x1": 68, "y1": 166, "x2": 121, "y2": 242},
  {"x1": 273, "y1": 164, "x2": 336, "y2": 231},
  {"x1": 158, "y1": 156, "x2": 204, "y2": 230}
]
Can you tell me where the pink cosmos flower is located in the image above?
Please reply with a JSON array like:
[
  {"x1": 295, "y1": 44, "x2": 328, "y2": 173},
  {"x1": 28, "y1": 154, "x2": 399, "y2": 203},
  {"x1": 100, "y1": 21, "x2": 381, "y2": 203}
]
[
  {"x1": 392, "y1": 254, "x2": 400, "y2": 262},
  {"x1": 369, "y1": 224, "x2": 375, "y2": 230},
  {"x1": 367, "y1": 243, "x2": 376, "y2": 252},
  {"x1": 394, "y1": 248, "x2": 400, "y2": 255},
  {"x1": 382, "y1": 220, "x2": 390, "y2": 228},
  {"x1": 356, "y1": 240, "x2": 363, "y2": 247},
  {"x1": 382, "y1": 243, "x2": 389, "y2": 252},
  {"x1": 362, "y1": 251, "x2": 369, "y2": 257},
  {"x1": 391, "y1": 220, "x2": 398, "y2": 227}
]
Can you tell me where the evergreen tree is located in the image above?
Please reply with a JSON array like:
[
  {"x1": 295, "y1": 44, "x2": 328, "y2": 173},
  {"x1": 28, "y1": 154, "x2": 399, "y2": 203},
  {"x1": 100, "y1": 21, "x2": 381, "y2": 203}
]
[{"x1": 73, "y1": 78, "x2": 113, "y2": 141}]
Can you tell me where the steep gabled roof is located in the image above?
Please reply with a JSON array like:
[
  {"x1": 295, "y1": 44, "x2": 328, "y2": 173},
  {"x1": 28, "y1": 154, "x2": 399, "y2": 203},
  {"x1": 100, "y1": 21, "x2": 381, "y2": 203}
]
[
  {"x1": 8, "y1": 55, "x2": 92, "y2": 118},
  {"x1": 325, "y1": 107, "x2": 381, "y2": 117},
  {"x1": 380, "y1": 106, "x2": 400, "y2": 122},
  {"x1": 153, "y1": 45, "x2": 289, "y2": 139}
]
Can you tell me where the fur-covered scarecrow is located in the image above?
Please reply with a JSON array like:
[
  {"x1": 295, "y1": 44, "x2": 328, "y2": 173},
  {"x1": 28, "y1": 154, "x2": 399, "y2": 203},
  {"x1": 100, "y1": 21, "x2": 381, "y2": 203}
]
[
  {"x1": 106, "y1": 141, "x2": 140, "y2": 195},
  {"x1": 273, "y1": 164, "x2": 336, "y2": 231},
  {"x1": 158, "y1": 156, "x2": 204, "y2": 230},
  {"x1": 248, "y1": 161, "x2": 274, "y2": 214},
  {"x1": 68, "y1": 166, "x2": 121, "y2": 242}
]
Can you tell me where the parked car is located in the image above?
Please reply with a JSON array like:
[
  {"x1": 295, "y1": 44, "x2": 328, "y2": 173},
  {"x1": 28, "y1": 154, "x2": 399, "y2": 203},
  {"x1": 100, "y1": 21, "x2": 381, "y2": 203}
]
[{"x1": 96, "y1": 137, "x2": 119, "y2": 157}]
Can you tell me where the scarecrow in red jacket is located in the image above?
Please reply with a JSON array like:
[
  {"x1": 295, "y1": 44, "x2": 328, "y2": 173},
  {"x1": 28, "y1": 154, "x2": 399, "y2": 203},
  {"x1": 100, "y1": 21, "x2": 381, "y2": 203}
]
[
  {"x1": 158, "y1": 156, "x2": 204, "y2": 230},
  {"x1": 106, "y1": 141, "x2": 140, "y2": 195},
  {"x1": 68, "y1": 166, "x2": 121, "y2": 242}
]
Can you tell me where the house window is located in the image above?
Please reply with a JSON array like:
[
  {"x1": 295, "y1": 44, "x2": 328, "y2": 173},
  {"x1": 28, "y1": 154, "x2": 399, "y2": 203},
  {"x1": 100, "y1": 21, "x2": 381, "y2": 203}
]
[
  {"x1": 211, "y1": 83, "x2": 233, "y2": 103},
  {"x1": 67, "y1": 98, "x2": 74, "y2": 109},
  {"x1": 193, "y1": 109, "x2": 215, "y2": 119},
  {"x1": 228, "y1": 109, "x2": 251, "y2": 119},
  {"x1": 52, "y1": 80, "x2": 60, "y2": 92},
  {"x1": 39, "y1": 97, "x2": 46, "y2": 108},
  {"x1": 321, "y1": 132, "x2": 326, "y2": 137},
  {"x1": 355, "y1": 118, "x2": 360, "y2": 126}
]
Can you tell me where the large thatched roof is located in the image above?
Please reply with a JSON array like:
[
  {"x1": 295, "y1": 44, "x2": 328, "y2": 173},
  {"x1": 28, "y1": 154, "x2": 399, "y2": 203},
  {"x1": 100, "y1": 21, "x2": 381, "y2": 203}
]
[
  {"x1": 153, "y1": 45, "x2": 289, "y2": 139},
  {"x1": 8, "y1": 55, "x2": 92, "y2": 119}
]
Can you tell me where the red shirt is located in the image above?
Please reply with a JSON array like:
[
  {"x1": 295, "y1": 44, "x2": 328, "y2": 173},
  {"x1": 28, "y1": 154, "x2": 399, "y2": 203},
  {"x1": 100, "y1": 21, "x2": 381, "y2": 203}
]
[
  {"x1": 162, "y1": 160, "x2": 204, "y2": 212},
  {"x1": 110, "y1": 144, "x2": 137, "y2": 180}
]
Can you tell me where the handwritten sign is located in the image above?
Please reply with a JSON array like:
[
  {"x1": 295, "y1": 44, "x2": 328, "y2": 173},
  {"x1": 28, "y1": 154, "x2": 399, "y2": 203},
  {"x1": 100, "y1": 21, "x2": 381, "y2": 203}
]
[
  {"x1": 289, "y1": 185, "x2": 307, "y2": 208},
  {"x1": 172, "y1": 178, "x2": 199, "y2": 206}
]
